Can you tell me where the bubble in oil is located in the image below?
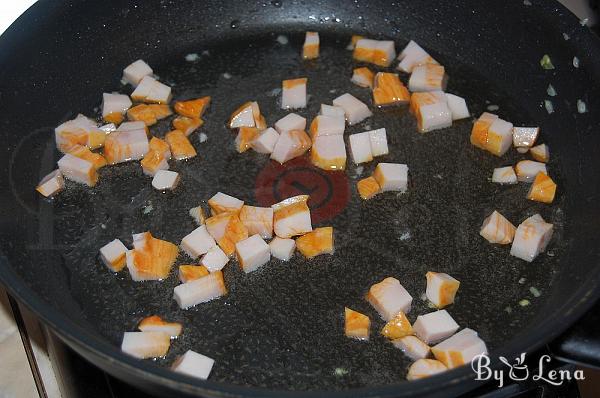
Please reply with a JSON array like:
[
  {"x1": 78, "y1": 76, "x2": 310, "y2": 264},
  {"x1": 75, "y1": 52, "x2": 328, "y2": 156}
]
[
  {"x1": 271, "y1": 0, "x2": 282, "y2": 7},
  {"x1": 230, "y1": 20, "x2": 240, "y2": 29}
]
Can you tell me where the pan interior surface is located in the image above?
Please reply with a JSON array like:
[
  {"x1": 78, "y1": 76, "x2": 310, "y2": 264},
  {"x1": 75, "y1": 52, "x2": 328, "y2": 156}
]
[{"x1": 5, "y1": 29, "x2": 568, "y2": 391}]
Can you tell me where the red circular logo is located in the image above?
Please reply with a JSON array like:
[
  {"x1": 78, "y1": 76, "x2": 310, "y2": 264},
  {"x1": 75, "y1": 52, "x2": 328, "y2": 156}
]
[{"x1": 255, "y1": 157, "x2": 350, "y2": 224}]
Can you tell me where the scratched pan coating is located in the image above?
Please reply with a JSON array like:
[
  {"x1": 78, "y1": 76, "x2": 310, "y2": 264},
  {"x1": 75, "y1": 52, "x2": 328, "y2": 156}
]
[
  {"x1": 1, "y1": 0, "x2": 599, "y2": 396},
  {"x1": 9, "y1": 32, "x2": 566, "y2": 390}
]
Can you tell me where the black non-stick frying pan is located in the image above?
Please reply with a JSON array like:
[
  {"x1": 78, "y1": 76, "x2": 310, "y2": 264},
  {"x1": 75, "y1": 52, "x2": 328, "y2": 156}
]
[{"x1": 1, "y1": 0, "x2": 600, "y2": 397}]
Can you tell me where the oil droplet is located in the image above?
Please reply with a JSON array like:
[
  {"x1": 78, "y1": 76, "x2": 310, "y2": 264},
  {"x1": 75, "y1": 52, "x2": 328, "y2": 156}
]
[{"x1": 230, "y1": 19, "x2": 240, "y2": 29}]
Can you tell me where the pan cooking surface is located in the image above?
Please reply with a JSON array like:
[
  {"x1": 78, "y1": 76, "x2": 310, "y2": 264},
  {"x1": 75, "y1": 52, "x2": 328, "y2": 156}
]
[{"x1": 19, "y1": 31, "x2": 567, "y2": 390}]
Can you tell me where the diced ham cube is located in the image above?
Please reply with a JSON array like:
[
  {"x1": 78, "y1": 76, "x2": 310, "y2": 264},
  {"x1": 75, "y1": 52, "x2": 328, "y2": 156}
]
[
  {"x1": 311, "y1": 135, "x2": 347, "y2": 171},
  {"x1": 320, "y1": 104, "x2": 346, "y2": 120},
  {"x1": 409, "y1": 91, "x2": 446, "y2": 116},
  {"x1": 393, "y1": 336, "x2": 431, "y2": 361},
  {"x1": 333, "y1": 93, "x2": 372, "y2": 125},
  {"x1": 126, "y1": 233, "x2": 179, "y2": 281},
  {"x1": 254, "y1": 108, "x2": 267, "y2": 131},
  {"x1": 413, "y1": 310, "x2": 459, "y2": 344},
  {"x1": 513, "y1": 127, "x2": 539, "y2": 150},
  {"x1": 173, "y1": 270, "x2": 227, "y2": 309},
  {"x1": 353, "y1": 39, "x2": 396, "y2": 67},
  {"x1": 349, "y1": 132, "x2": 373, "y2": 164},
  {"x1": 346, "y1": 35, "x2": 365, "y2": 51},
  {"x1": 141, "y1": 137, "x2": 171, "y2": 176},
  {"x1": 208, "y1": 192, "x2": 244, "y2": 215},
  {"x1": 84, "y1": 131, "x2": 107, "y2": 152},
  {"x1": 228, "y1": 101, "x2": 264, "y2": 129},
  {"x1": 491, "y1": 166, "x2": 517, "y2": 185},
  {"x1": 180, "y1": 225, "x2": 217, "y2": 259},
  {"x1": 104, "y1": 129, "x2": 149, "y2": 164},
  {"x1": 431, "y1": 328, "x2": 487, "y2": 369},
  {"x1": 368, "y1": 128, "x2": 388, "y2": 157},
  {"x1": 372, "y1": 72, "x2": 410, "y2": 107},
  {"x1": 57, "y1": 153, "x2": 98, "y2": 186},
  {"x1": 275, "y1": 113, "x2": 307, "y2": 134},
  {"x1": 188, "y1": 206, "x2": 206, "y2": 226},
  {"x1": 302, "y1": 31, "x2": 319, "y2": 60},
  {"x1": 235, "y1": 127, "x2": 260, "y2": 153},
  {"x1": 132, "y1": 232, "x2": 148, "y2": 250},
  {"x1": 251, "y1": 127, "x2": 279, "y2": 154},
  {"x1": 239, "y1": 205, "x2": 274, "y2": 239},
  {"x1": 409, "y1": 64, "x2": 446, "y2": 92},
  {"x1": 144, "y1": 78, "x2": 172, "y2": 104},
  {"x1": 485, "y1": 118, "x2": 514, "y2": 156},
  {"x1": 229, "y1": 102, "x2": 255, "y2": 128},
  {"x1": 141, "y1": 150, "x2": 169, "y2": 176},
  {"x1": 271, "y1": 195, "x2": 312, "y2": 238},
  {"x1": 205, "y1": 213, "x2": 248, "y2": 256},
  {"x1": 88, "y1": 129, "x2": 109, "y2": 151},
  {"x1": 270, "y1": 130, "x2": 312, "y2": 164},
  {"x1": 178, "y1": 265, "x2": 209, "y2": 283},
  {"x1": 527, "y1": 172, "x2": 557, "y2": 204},
  {"x1": 269, "y1": 237, "x2": 296, "y2": 261},
  {"x1": 174, "y1": 97, "x2": 211, "y2": 119},
  {"x1": 397, "y1": 40, "x2": 439, "y2": 73},
  {"x1": 373, "y1": 163, "x2": 409, "y2": 192},
  {"x1": 102, "y1": 93, "x2": 132, "y2": 124},
  {"x1": 309, "y1": 115, "x2": 345, "y2": 139},
  {"x1": 296, "y1": 227, "x2": 334, "y2": 258},
  {"x1": 236, "y1": 126, "x2": 260, "y2": 149},
  {"x1": 510, "y1": 214, "x2": 554, "y2": 262},
  {"x1": 172, "y1": 116, "x2": 203, "y2": 136},
  {"x1": 530, "y1": 144, "x2": 549, "y2": 163},
  {"x1": 515, "y1": 160, "x2": 547, "y2": 182},
  {"x1": 55, "y1": 114, "x2": 103, "y2": 153},
  {"x1": 235, "y1": 234, "x2": 270, "y2": 273},
  {"x1": 425, "y1": 272, "x2": 460, "y2": 309},
  {"x1": 99, "y1": 239, "x2": 128, "y2": 272},
  {"x1": 445, "y1": 93, "x2": 470, "y2": 120},
  {"x1": 68, "y1": 144, "x2": 107, "y2": 170},
  {"x1": 406, "y1": 359, "x2": 447, "y2": 381},
  {"x1": 470, "y1": 112, "x2": 498, "y2": 150},
  {"x1": 418, "y1": 102, "x2": 452, "y2": 133},
  {"x1": 122, "y1": 59, "x2": 153, "y2": 86},
  {"x1": 116, "y1": 120, "x2": 147, "y2": 132},
  {"x1": 357, "y1": 176, "x2": 381, "y2": 200},
  {"x1": 138, "y1": 315, "x2": 182, "y2": 338},
  {"x1": 345, "y1": 307, "x2": 370, "y2": 341},
  {"x1": 36, "y1": 169, "x2": 65, "y2": 198},
  {"x1": 366, "y1": 277, "x2": 413, "y2": 321},
  {"x1": 281, "y1": 78, "x2": 308, "y2": 109},
  {"x1": 205, "y1": 213, "x2": 234, "y2": 242},
  {"x1": 479, "y1": 210, "x2": 516, "y2": 244},
  {"x1": 165, "y1": 130, "x2": 197, "y2": 160},
  {"x1": 131, "y1": 76, "x2": 171, "y2": 104},
  {"x1": 381, "y1": 311, "x2": 413, "y2": 340},
  {"x1": 152, "y1": 170, "x2": 180, "y2": 190},
  {"x1": 149, "y1": 135, "x2": 171, "y2": 157},
  {"x1": 121, "y1": 331, "x2": 170, "y2": 359},
  {"x1": 171, "y1": 350, "x2": 215, "y2": 380},
  {"x1": 201, "y1": 246, "x2": 229, "y2": 272},
  {"x1": 351, "y1": 67, "x2": 375, "y2": 88}
]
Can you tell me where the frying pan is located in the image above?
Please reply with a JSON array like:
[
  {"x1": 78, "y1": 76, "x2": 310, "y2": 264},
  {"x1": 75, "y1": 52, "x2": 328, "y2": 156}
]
[{"x1": 1, "y1": 0, "x2": 599, "y2": 396}]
